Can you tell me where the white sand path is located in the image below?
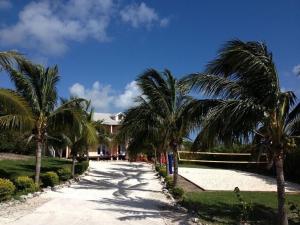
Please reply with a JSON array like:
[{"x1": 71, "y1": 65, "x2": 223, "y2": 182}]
[
  {"x1": 1, "y1": 161, "x2": 190, "y2": 225},
  {"x1": 179, "y1": 166, "x2": 300, "y2": 192}
]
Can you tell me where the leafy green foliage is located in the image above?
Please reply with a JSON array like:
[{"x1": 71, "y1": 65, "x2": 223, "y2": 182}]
[
  {"x1": 165, "y1": 176, "x2": 174, "y2": 190},
  {"x1": 0, "y1": 178, "x2": 15, "y2": 201},
  {"x1": 0, "y1": 130, "x2": 35, "y2": 154},
  {"x1": 41, "y1": 171, "x2": 59, "y2": 187},
  {"x1": 172, "y1": 187, "x2": 184, "y2": 199},
  {"x1": 181, "y1": 191, "x2": 300, "y2": 224},
  {"x1": 75, "y1": 161, "x2": 89, "y2": 175},
  {"x1": 158, "y1": 166, "x2": 167, "y2": 178},
  {"x1": 234, "y1": 187, "x2": 253, "y2": 222},
  {"x1": 57, "y1": 167, "x2": 72, "y2": 181},
  {"x1": 14, "y1": 176, "x2": 37, "y2": 194}
]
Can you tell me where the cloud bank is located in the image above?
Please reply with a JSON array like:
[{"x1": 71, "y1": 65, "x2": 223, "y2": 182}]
[
  {"x1": 0, "y1": 0, "x2": 169, "y2": 56},
  {"x1": 69, "y1": 81, "x2": 141, "y2": 112}
]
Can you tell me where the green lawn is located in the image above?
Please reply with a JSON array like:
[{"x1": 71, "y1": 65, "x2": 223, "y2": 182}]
[
  {"x1": 181, "y1": 191, "x2": 300, "y2": 225},
  {"x1": 0, "y1": 156, "x2": 72, "y2": 180}
]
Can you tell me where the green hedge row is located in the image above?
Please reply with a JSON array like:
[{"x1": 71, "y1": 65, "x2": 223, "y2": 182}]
[{"x1": 0, "y1": 160, "x2": 89, "y2": 202}]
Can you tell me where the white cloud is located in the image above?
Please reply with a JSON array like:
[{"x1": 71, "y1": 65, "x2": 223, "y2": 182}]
[
  {"x1": 114, "y1": 81, "x2": 141, "y2": 109},
  {"x1": 0, "y1": 0, "x2": 169, "y2": 56},
  {"x1": 0, "y1": 0, "x2": 12, "y2": 10},
  {"x1": 69, "y1": 81, "x2": 141, "y2": 112},
  {"x1": 0, "y1": 0, "x2": 113, "y2": 55},
  {"x1": 120, "y1": 2, "x2": 169, "y2": 28},
  {"x1": 292, "y1": 64, "x2": 300, "y2": 75}
]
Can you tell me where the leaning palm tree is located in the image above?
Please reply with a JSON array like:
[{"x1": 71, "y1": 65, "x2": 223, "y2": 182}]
[
  {"x1": 121, "y1": 69, "x2": 195, "y2": 186},
  {"x1": 6, "y1": 61, "x2": 86, "y2": 183},
  {"x1": 181, "y1": 40, "x2": 300, "y2": 225}
]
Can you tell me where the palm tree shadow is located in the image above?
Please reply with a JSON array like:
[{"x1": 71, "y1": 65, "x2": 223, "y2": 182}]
[{"x1": 91, "y1": 197, "x2": 192, "y2": 225}]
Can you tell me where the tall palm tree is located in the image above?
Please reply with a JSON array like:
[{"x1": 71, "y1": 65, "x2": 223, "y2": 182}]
[
  {"x1": 121, "y1": 69, "x2": 194, "y2": 186},
  {"x1": 181, "y1": 40, "x2": 300, "y2": 225},
  {"x1": 6, "y1": 61, "x2": 85, "y2": 183}
]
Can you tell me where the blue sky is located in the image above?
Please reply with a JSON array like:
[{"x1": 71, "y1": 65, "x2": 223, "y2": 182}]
[{"x1": 0, "y1": 0, "x2": 299, "y2": 113}]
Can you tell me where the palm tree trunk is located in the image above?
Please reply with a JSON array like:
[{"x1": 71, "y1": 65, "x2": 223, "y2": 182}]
[
  {"x1": 173, "y1": 147, "x2": 179, "y2": 187},
  {"x1": 165, "y1": 151, "x2": 169, "y2": 176},
  {"x1": 154, "y1": 148, "x2": 157, "y2": 165},
  {"x1": 72, "y1": 154, "x2": 76, "y2": 177},
  {"x1": 86, "y1": 146, "x2": 89, "y2": 161},
  {"x1": 275, "y1": 156, "x2": 288, "y2": 225},
  {"x1": 34, "y1": 132, "x2": 43, "y2": 184}
]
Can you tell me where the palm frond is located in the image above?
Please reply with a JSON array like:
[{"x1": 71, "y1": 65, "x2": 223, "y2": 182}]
[{"x1": 0, "y1": 89, "x2": 34, "y2": 130}]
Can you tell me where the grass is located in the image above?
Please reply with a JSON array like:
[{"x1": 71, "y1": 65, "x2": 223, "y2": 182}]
[
  {"x1": 181, "y1": 191, "x2": 300, "y2": 225},
  {"x1": 0, "y1": 156, "x2": 72, "y2": 180}
]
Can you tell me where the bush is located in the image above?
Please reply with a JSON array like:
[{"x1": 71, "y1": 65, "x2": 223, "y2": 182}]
[
  {"x1": 14, "y1": 176, "x2": 37, "y2": 194},
  {"x1": 155, "y1": 164, "x2": 160, "y2": 172},
  {"x1": 158, "y1": 166, "x2": 167, "y2": 177},
  {"x1": 0, "y1": 178, "x2": 15, "y2": 201},
  {"x1": 75, "y1": 161, "x2": 89, "y2": 174},
  {"x1": 41, "y1": 172, "x2": 59, "y2": 187},
  {"x1": 172, "y1": 187, "x2": 184, "y2": 199},
  {"x1": 165, "y1": 176, "x2": 174, "y2": 190},
  {"x1": 57, "y1": 167, "x2": 72, "y2": 181}
]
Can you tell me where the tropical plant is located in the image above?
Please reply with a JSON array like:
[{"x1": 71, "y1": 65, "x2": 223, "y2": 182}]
[
  {"x1": 4, "y1": 61, "x2": 85, "y2": 184},
  {"x1": 181, "y1": 40, "x2": 300, "y2": 225},
  {"x1": 58, "y1": 98, "x2": 98, "y2": 176},
  {"x1": 120, "y1": 69, "x2": 195, "y2": 186},
  {"x1": 0, "y1": 51, "x2": 24, "y2": 70}
]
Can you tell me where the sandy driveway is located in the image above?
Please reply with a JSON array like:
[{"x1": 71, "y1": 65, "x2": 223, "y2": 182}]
[
  {"x1": 1, "y1": 161, "x2": 190, "y2": 225},
  {"x1": 179, "y1": 166, "x2": 300, "y2": 192}
]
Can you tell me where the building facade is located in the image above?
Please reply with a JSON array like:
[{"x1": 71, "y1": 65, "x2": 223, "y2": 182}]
[
  {"x1": 65, "y1": 112, "x2": 127, "y2": 160},
  {"x1": 89, "y1": 112, "x2": 127, "y2": 160}
]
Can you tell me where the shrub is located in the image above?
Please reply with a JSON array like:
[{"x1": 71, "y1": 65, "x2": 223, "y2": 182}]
[
  {"x1": 41, "y1": 172, "x2": 59, "y2": 187},
  {"x1": 57, "y1": 167, "x2": 72, "y2": 181},
  {"x1": 172, "y1": 187, "x2": 184, "y2": 199},
  {"x1": 0, "y1": 178, "x2": 15, "y2": 201},
  {"x1": 158, "y1": 166, "x2": 167, "y2": 177},
  {"x1": 165, "y1": 176, "x2": 174, "y2": 190},
  {"x1": 14, "y1": 176, "x2": 37, "y2": 194},
  {"x1": 75, "y1": 161, "x2": 89, "y2": 174},
  {"x1": 155, "y1": 164, "x2": 160, "y2": 172}
]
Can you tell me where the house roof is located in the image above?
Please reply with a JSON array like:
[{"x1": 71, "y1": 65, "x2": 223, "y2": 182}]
[{"x1": 93, "y1": 112, "x2": 124, "y2": 125}]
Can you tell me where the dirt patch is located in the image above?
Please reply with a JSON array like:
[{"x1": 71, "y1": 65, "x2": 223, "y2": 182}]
[
  {"x1": 177, "y1": 175, "x2": 204, "y2": 192},
  {"x1": 0, "y1": 153, "x2": 32, "y2": 161}
]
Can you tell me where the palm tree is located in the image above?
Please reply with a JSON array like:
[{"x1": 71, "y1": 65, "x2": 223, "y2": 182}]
[
  {"x1": 121, "y1": 69, "x2": 194, "y2": 186},
  {"x1": 181, "y1": 40, "x2": 300, "y2": 225},
  {"x1": 0, "y1": 51, "x2": 24, "y2": 70},
  {"x1": 59, "y1": 98, "x2": 98, "y2": 176},
  {"x1": 0, "y1": 52, "x2": 34, "y2": 131},
  {"x1": 6, "y1": 61, "x2": 85, "y2": 183}
]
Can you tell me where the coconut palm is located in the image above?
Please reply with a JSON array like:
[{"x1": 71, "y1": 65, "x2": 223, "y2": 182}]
[
  {"x1": 0, "y1": 51, "x2": 24, "y2": 70},
  {"x1": 0, "y1": 52, "x2": 34, "y2": 131},
  {"x1": 59, "y1": 98, "x2": 98, "y2": 176},
  {"x1": 121, "y1": 69, "x2": 195, "y2": 186},
  {"x1": 181, "y1": 40, "x2": 300, "y2": 225},
  {"x1": 6, "y1": 61, "x2": 86, "y2": 183}
]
